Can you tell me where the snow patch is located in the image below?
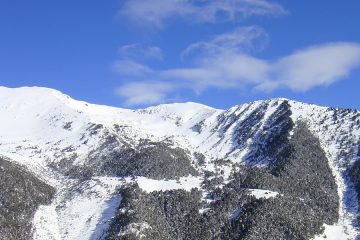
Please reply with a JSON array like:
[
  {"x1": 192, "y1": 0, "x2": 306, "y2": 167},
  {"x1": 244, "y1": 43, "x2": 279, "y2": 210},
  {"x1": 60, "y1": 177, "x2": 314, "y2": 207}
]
[
  {"x1": 133, "y1": 176, "x2": 203, "y2": 193},
  {"x1": 56, "y1": 178, "x2": 123, "y2": 240},
  {"x1": 249, "y1": 189, "x2": 279, "y2": 199},
  {"x1": 33, "y1": 205, "x2": 61, "y2": 240},
  {"x1": 313, "y1": 224, "x2": 354, "y2": 240}
]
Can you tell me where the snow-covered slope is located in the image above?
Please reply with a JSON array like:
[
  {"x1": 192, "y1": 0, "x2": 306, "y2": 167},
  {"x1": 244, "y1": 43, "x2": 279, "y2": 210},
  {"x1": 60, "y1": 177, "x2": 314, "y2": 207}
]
[{"x1": 0, "y1": 86, "x2": 359, "y2": 240}]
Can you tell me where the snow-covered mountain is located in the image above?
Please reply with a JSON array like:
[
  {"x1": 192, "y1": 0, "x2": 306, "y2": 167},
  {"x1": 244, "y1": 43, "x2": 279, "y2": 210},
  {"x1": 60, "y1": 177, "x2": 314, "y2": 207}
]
[{"x1": 1, "y1": 86, "x2": 360, "y2": 240}]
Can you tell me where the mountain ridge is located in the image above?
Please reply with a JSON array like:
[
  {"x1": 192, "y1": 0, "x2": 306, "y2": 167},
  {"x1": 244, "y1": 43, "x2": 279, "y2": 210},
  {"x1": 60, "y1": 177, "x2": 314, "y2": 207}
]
[
  {"x1": 0, "y1": 86, "x2": 360, "y2": 240},
  {"x1": 2, "y1": 85, "x2": 358, "y2": 111}
]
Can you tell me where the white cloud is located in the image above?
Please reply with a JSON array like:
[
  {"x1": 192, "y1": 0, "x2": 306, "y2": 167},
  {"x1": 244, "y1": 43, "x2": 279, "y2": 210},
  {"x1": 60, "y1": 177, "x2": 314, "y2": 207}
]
[
  {"x1": 182, "y1": 26, "x2": 269, "y2": 60},
  {"x1": 164, "y1": 53, "x2": 269, "y2": 91},
  {"x1": 112, "y1": 60, "x2": 154, "y2": 76},
  {"x1": 119, "y1": 44, "x2": 163, "y2": 60},
  {"x1": 115, "y1": 81, "x2": 177, "y2": 106},
  {"x1": 211, "y1": 26, "x2": 268, "y2": 51},
  {"x1": 271, "y1": 43, "x2": 360, "y2": 91},
  {"x1": 194, "y1": 0, "x2": 287, "y2": 22},
  {"x1": 120, "y1": 0, "x2": 287, "y2": 29},
  {"x1": 114, "y1": 29, "x2": 360, "y2": 106},
  {"x1": 119, "y1": 0, "x2": 193, "y2": 29}
]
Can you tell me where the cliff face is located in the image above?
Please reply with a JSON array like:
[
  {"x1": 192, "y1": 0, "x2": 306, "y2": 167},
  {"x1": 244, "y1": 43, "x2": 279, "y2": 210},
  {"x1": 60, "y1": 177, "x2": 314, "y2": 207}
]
[{"x1": 0, "y1": 86, "x2": 359, "y2": 239}]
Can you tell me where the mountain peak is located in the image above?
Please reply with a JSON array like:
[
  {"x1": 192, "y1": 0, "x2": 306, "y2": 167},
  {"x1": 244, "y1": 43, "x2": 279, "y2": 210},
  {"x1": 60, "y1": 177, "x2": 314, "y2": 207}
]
[{"x1": 0, "y1": 85, "x2": 67, "y2": 97}]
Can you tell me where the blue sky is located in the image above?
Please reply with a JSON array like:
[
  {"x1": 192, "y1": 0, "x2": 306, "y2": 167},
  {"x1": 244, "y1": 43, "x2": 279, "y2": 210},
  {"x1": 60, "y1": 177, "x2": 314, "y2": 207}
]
[{"x1": 1, "y1": 0, "x2": 360, "y2": 109}]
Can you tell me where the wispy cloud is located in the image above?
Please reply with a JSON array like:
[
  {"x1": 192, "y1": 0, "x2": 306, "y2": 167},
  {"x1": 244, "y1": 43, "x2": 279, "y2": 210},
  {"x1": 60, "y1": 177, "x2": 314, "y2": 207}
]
[
  {"x1": 117, "y1": 43, "x2": 360, "y2": 105},
  {"x1": 112, "y1": 59, "x2": 154, "y2": 77},
  {"x1": 115, "y1": 2, "x2": 360, "y2": 107},
  {"x1": 119, "y1": 44, "x2": 164, "y2": 61},
  {"x1": 182, "y1": 26, "x2": 269, "y2": 60},
  {"x1": 114, "y1": 29, "x2": 360, "y2": 106},
  {"x1": 115, "y1": 81, "x2": 177, "y2": 106},
  {"x1": 268, "y1": 43, "x2": 360, "y2": 91},
  {"x1": 119, "y1": 0, "x2": 287, "y2": 29}
]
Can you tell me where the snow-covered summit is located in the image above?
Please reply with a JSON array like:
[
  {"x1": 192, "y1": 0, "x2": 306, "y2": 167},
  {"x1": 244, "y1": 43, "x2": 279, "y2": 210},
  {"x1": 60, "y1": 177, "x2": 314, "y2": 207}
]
[
  {"x1": 1, "y1": 86, "x2": 359, "y2": 160},
  {"x1": 1, "y1": 86, "x2": 359, "y2": 167}
]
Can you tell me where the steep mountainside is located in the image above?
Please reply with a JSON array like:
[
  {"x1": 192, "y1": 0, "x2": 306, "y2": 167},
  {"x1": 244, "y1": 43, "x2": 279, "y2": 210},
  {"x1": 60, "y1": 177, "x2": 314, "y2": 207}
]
[
  {"x1": 0, "y1": 86, "x2": 359, "y2": 240},
  {"x1": 0, "y1": 157, "x2": 55, "y2": 240}
]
